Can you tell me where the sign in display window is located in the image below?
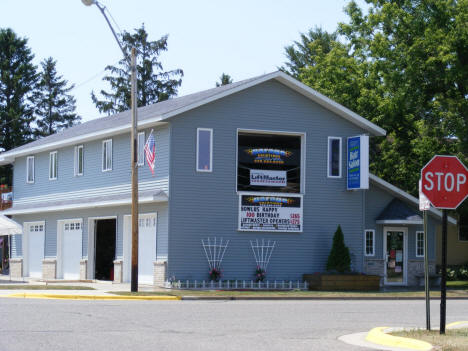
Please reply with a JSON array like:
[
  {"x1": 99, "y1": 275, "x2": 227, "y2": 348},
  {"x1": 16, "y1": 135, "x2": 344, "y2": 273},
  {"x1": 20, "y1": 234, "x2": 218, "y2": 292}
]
[{"x1": 238, "y1": 194, "x2": 303, "y2": 232}]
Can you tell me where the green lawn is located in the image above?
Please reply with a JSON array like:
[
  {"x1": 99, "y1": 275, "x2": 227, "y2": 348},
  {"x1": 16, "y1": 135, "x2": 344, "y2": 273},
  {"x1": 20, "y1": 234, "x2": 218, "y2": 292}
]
[{"x1": 392, "y1": 328, "x2": 468, "y2": 351}]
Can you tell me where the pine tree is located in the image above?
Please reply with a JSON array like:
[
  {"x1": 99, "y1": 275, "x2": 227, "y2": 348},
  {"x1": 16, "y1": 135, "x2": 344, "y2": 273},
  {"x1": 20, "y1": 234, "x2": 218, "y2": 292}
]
[
  {"x1": 92, "y1": 24, "x2": 183, "y2": 115},
  {"x1": 0, "y1": 28, "x2": 38, "y2": 184},
  {"x1": 33, "y1": 57, "x2": 80, "y2": 137},
  {"x1": 326, "y1": 225, "x2": 351, "y2": 273},
  {"x1": 216, "y1": 73, "x2": 233, "y2": 87}
]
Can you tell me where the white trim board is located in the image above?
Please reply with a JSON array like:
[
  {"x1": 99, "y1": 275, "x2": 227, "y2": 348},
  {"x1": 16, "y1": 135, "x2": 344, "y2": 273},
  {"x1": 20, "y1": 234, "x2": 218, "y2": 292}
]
[
  {"x1": 4, "y1": 194, "x2": 167, "y2": 215},
  {"x1": 0, "y1": 71, "x2": 385, "y2": 164}
]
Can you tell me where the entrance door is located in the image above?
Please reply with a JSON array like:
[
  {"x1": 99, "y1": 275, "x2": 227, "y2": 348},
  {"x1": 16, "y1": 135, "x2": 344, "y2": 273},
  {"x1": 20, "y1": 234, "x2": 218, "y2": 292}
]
[
  {"x1": 60, "y1": 220, "x2": 82, "y2": 280},
  {"x1": 94, "y1": 219, "x2": 116, "y2": 281},
  {"x1": 26, "y1": 222, "x2": 45, "y2": 278},
  {"x1": 384, "y1": 227, "x2": 407, "y2": 285},
  {"x1": 123, "y1": 213, "x2": 157, "y2": 284}
]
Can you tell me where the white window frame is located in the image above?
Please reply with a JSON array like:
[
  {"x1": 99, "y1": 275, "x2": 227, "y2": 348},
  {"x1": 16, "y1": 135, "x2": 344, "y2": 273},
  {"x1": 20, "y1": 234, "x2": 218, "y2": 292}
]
[
  {"x1": 236, "y1": 128, "x2": 306, "y2": 194},
  {"x1": 49, "y1": 151, "x2": 58, "y2": 180},
  {"x1": 327, "y1": 136, "x2": 342, "y2": 178},
  {"x1": 364, "y1": 229, "x2": 375, "y2": 256},
  {"x1": 26, "y1": 156, "x2": 35, "y2": 184},
  {"x1": 74, "y1": 145, "x2": 84, "y2": 176},
  {"x1": 137, "y1": 131, "x2": 145, "y2": 166},
  {"x1": 196, "y1": 128, "x2": 213, "y2": 172},
  {"x1": 102, "y1": 139, "x2": 112, "y2": 172},
  {"x1": 416, "y1": 231, "x2": 425, "y2": 257}
]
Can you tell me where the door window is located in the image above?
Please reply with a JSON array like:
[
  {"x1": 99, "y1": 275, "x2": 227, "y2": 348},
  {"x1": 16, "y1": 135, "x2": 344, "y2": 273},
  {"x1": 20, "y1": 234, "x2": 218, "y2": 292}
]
[{"x1": 386, "y1": 231, "x2": 404, "y2": 283}]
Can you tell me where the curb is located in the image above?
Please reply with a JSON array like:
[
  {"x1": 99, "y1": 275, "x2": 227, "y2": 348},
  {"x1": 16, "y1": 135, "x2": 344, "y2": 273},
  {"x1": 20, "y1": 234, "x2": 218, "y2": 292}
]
[
  {"x1": 365, "y1": 327, "x2": 432, "y2": 351},
  {"x1": 4, "y1": 293, "x2": 181, "y2": 301},
  {"x1": 179, "y1": 296, "x2": 468, "y2": 301}
]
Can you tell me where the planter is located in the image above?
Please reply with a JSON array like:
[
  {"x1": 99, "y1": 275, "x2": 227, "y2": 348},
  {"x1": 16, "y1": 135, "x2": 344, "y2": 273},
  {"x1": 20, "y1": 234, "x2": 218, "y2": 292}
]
[{"x1": 303, "y1": 273, "x2": 381, "y2": 291}]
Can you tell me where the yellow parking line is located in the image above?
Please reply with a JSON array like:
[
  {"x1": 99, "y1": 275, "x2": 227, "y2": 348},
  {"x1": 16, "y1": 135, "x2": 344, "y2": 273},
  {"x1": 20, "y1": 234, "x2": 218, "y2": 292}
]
[
  {"x1": 366, "y1": 327, "x2": 432, "y2": 351},
  {"x1": 4, "y1": 293, "x2": 181, "y2": 301},
  {"x1": 446, "y1": 321, "x2": 468, "y2": 328}
]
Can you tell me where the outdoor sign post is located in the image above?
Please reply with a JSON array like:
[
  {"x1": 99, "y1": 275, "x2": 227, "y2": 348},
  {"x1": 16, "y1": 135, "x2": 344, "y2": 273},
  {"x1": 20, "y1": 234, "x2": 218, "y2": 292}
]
[
  {"x1": 419, "y1": 180, "x2": 431, "y2": 330},
  {"x1": 421, "y1": 155, "x2": 468, "y2": 334}
]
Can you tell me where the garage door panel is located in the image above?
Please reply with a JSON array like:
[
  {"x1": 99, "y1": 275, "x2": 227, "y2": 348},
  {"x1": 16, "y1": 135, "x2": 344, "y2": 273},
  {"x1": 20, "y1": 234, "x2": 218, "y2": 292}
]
[{"x1": 62, "y1": 220, "x2": 82, "y2": 280}]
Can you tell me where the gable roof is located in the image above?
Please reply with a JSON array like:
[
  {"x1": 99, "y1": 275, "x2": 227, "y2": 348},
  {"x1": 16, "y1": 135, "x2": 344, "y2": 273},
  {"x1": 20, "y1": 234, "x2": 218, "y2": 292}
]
[
  {"x1": 0, "y1": 71, "x2": 386, "y2": 165},
  {"x1": 369, "y1": 174, "x2": 457, "y2": 225}
]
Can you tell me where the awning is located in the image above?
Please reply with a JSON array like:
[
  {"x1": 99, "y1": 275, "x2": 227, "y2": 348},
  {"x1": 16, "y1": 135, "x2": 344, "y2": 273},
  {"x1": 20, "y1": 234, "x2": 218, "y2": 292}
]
[
  {"x1": 376, "y1": 198, "x2": 423, "y2": 225},
  {"x1": 0, "y1": 214, "x2": 23, "y2": 235}
]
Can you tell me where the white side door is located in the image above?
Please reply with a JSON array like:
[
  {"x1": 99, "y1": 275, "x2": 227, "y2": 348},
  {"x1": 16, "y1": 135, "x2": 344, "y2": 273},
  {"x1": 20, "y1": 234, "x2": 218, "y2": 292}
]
[
  {"x1": 26, "y1": 222, "x2": 45, "y2": 278},
  {"x1": 123, "y1": 213, "x2": 157, "y2": 284},
  {"x1": 60, "y1": 220, "x2": 82, "y2": 280}
]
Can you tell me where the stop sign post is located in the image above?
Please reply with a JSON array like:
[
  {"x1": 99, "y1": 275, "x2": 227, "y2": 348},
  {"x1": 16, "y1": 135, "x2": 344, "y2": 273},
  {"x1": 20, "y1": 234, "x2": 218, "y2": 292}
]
[{"x1": 421, "y1": 155, "x2": 468, "y2": 334}]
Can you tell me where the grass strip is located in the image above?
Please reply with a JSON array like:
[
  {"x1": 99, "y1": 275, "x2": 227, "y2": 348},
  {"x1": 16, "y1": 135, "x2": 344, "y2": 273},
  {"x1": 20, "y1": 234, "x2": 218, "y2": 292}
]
[{"x1": 391, "y1": 328, "x2": 468, "y2": 351}]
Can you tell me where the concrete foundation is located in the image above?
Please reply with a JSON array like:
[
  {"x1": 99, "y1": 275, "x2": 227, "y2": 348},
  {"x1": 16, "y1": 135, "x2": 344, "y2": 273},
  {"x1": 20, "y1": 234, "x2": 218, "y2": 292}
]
[
  {"x1": 42, "y1": 259, "x2": 56, "y2": 279},
  {"x1": 113, "y1": 259, "x2": 123, "y2": 283},
  {"x1": 80, "y1": 259, "x2": 88, "y2": 280},
  {"x1": 153, "y1": 261, "x2": 167, "y2": 287},
  {"x1": 9, "y1": 258, "x2": 23, "y2": 279}
]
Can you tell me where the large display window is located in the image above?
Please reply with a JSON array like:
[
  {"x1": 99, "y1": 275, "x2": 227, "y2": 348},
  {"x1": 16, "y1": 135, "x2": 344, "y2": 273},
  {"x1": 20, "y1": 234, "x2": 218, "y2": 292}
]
[{"x1": 237, "y1": 131, "x2": 302, "y2": 193}]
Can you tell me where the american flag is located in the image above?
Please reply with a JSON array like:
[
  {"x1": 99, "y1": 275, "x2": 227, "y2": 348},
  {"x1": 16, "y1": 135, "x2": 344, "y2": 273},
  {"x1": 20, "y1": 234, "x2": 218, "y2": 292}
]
[{"x1": 144, "y1": 130, "x2": 156, "y2": 175}]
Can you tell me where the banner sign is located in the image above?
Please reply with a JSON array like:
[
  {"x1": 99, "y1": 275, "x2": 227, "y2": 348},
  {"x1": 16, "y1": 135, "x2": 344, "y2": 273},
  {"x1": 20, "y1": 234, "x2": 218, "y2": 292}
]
[
  {"x1": 347, "y1": 135, "x2": 369, "y2": 190},
  {"x1": 239, "y1": 194, "x2": 302, "y2": 232},
  {"x1": 250, "y1": 170, "x2": 287, "y2": 187}
]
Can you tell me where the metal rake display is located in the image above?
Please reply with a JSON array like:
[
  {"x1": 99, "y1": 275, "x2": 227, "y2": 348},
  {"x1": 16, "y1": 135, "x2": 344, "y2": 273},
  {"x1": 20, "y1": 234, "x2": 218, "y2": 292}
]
[
  {"x1": 250, "y1": 239, "x2": 276, "y2": 271},
  {"x1": 201, "y1": 237, "x2": 229, "y2": 270}
]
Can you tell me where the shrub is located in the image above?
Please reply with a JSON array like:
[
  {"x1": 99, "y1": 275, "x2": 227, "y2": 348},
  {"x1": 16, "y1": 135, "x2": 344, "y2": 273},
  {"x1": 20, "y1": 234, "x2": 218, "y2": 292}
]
[
  {"x1": 326, "y1": 225, "x2": 351, "y2": 273},
  {"x1": 445, "y1": 263, "x2": 468, "y2": 281}
]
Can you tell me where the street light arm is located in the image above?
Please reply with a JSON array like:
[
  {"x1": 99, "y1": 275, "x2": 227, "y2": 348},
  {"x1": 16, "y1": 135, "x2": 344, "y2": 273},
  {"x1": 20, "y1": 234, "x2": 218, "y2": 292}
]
[{"x1": 93, "y1": 1, "x2": 131, "y2": 65}]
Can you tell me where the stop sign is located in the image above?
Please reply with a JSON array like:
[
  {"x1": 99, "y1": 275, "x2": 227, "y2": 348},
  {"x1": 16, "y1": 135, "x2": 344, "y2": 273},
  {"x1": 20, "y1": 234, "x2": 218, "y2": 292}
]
[{"x1": 421, "y1": 155, "x2": 468, "y2": 209}]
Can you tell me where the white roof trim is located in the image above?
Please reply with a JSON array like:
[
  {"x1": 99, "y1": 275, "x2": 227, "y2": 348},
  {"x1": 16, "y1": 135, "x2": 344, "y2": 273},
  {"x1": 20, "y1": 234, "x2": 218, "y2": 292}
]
[
  {"x1": 0, "y1": 71, "x2": 385, "y2": 164},
  {"x1": 376, "y1": 220, "x2": 423, "y2": 225},
  {"x1": 0, "y1": 122, "x2": 168, "y2": 165},
  {"x1": 2, "y1": 194, "x2": 167, "y2": 215},
  {"x1": 370, "y1": 174, "x2": 457, "y2": 225}
]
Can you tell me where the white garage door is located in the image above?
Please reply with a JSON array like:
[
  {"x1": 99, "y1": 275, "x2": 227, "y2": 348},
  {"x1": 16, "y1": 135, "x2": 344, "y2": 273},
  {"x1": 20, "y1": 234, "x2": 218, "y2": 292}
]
[
  {"x1": 124, "y1": 213, "x2": 157, "y2": 284},
  {"x1": 27, "y1": 223, "x2": 44, "y2": 278},
  {"x1": 62, "y1": 220, "x2": 82, "y2": 280},
  {"x1": 138, "y1": 214, "x2": 156, "y2": 284}
]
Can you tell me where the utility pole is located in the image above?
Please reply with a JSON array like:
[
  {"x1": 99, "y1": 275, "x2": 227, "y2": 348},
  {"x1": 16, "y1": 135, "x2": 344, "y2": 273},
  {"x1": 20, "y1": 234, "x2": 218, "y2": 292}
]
[
  {"x1": 81, "y1": 0, "x2": 139, "y2": 292},
  {"x1": 130, "y1": 47, "x2": 139, "y2": 292}
]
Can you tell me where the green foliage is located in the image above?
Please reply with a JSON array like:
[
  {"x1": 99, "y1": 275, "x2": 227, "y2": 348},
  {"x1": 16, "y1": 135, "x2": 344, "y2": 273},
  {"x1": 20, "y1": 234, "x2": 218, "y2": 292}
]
[
  {"x1": 445, "y1": 264, "x2": 468, "y2": 281},
  {"x1": 33, "y1": 57, "x2": 80, "y2": 137},
  {"x1": 326, "y1": 225, "x2": 351, "y2": 273},
  {"x1": 216, "y1": 73, "x2": 233, "y2": 87},
  {"x1": 0, "y1": 28, "x2": 38, "y2": 184},
  {"x1": 92, "y1": 24, "x2": 183, "y2": 115},
  {"x1": 282, "y1": 0, "x2": 467, "y2": 200}
]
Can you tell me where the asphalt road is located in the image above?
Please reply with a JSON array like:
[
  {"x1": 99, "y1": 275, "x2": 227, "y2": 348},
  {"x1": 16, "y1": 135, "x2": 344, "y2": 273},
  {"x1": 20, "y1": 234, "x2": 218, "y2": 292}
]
[{"x1": 1, "y1": 299, "x2": 467, "y2": 351}]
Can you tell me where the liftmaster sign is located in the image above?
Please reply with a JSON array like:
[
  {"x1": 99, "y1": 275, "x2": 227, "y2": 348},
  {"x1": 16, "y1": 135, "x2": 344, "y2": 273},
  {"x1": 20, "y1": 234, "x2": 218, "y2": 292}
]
[{"x1": 239, "y1": 195, "x2": 302, "y2": 232}]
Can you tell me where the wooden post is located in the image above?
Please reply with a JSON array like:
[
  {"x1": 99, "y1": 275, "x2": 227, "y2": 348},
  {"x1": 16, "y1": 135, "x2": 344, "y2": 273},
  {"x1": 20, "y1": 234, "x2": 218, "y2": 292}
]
[{"x1": 130, "y1": 47, "x2": 139, "y2": 292}]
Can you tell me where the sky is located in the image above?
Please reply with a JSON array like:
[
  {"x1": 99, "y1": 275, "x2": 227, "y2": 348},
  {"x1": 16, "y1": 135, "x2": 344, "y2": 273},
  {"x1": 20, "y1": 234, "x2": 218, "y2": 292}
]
[{"x1": 0, "y1": 0, "x2": 367, "y2": 122}]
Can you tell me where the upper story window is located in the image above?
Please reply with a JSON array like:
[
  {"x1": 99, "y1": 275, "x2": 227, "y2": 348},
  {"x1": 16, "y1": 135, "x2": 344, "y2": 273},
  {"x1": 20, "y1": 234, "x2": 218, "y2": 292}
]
[
  {"x1": 365, "y1": 229, "x2": 375, "y2": 256},
  {"x1": 137, "y1": 132, "x2": 145, "y2": 166},
  {"x1": 49, "y1": 151, "x2": 58, "y2": 180},
  {"x1": 197, "y1": 128, "x2": 212, "y2": 172},
  {"x1": 102, "y1": 139, "x2": 112, "y2": 172},
  {"x1": 237, "y1": 131, "x2": 302, "y2": 193},
  {"x1": 74, "y1": 145, "x2": 83, "y2": 176},
  {"x1": 328, "y1": 137, "x2": 341, "y2": 178},
  {"x1": 416, "y1": 231, "x2": 425, "y2": 257},
  {"x1": 26, "y1": 156, "x2": 35, "y2": 183}
]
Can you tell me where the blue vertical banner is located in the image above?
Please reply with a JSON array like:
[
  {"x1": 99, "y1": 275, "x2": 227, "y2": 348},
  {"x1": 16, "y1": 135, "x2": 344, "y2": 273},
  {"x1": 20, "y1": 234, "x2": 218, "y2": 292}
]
[{"x1": 347, "y1": 135, "x2": 369, "y2": 190}]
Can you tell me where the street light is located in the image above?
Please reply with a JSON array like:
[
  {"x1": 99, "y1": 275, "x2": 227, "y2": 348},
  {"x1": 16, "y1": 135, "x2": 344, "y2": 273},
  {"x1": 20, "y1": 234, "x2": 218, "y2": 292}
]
[{"x1": 82, "y1": 0, "x2": 139, "y2": 292}]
